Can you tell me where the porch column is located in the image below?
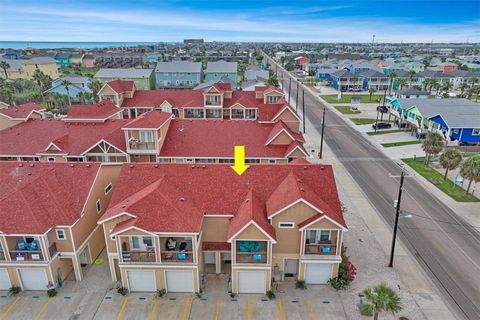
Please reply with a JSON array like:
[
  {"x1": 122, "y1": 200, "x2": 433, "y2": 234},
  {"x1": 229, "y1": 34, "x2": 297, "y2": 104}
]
[
  {"x1": 215, "y1": 252, "x2": 222, "y2": 274},
  {"x1": 446, "y1": 128, "x2": 452, "y2": 142},
  {"x1": 72, "y1": 254, "x2": 83, "y2": 281}
]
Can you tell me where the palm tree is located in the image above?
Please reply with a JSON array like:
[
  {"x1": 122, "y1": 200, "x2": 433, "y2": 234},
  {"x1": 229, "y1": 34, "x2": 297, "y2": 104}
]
[
  {"x1": 441, "y1": 81, "x2": 453, "y2": 95},
  {"x1": 460, "y1": 155, "x2": 480, "y2": 195},
  {"x1": 422, "y1": 132, "x2": 444, "y2": 165},
  {"x1": 88, "y1": 79, "x2": 103, "y2": 102},
  {"x1": 361, "y1": 284, "x2": 402, "y2": 320},
  {"x1": 397, "y1": 78, "x2": 407, "y2": 90},
  {"x1": 408, "y1": 70, "x2": 416, "y2": 87},
  {"x1": 368, "y1": 87, "x2": 375, "y2": 101},
  {"x1": 0, "y1": 78, "x2": 15, "y2": 104},
  {"x1": 0, "y1": 61, "x2": 10, "y2": 79},
  {"x1": 468, "y1": 76, "x2": 478, "y2": 88},
  {"x1": 60, "y1": 79, "x2": 72, "y2": 106},
  {"x1": 351, "y1": 75, "x2": 359, "y2": 90},
  {"x1": 459, "y1": 81, "x2": 469, "y2": 97},
  {"x1": 388, "y1": 71, "x2": 397, "y2": 95},
  {"x1": 439, "y1": 148, "x2": 462, "y2": 180},
  {"x1": 428, "y1": 78, "x2": 439, "y2": 94}
]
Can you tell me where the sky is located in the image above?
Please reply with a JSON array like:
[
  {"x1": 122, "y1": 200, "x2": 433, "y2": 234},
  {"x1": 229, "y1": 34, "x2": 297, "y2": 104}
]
[{"x1": 0, "y1": 0, "x2": 479, "y2": 43}]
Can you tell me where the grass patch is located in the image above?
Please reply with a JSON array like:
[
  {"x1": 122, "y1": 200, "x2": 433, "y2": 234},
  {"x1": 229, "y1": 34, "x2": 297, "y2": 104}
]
[
  {"x1": 60, "y1": 67, "x2": 99, "y2": 77},
  {"x1": 334, "y1": 106, "x2": 361, "y2": 114},
  {"x1": 321, "y1": 94, "x2": 384, "y2": 104},
  {"x1": 350, "y1": 118, "x2": 382, "y2": 125},
  {"x1": 402, "y1": 157, "x2": 479, "y2": 202},
  {"x1": 366, "y1": 129, "x2": 408, "y2": 136},
  {"x1": 381, "y1": 140, "x2": 422, "y2": 148}
]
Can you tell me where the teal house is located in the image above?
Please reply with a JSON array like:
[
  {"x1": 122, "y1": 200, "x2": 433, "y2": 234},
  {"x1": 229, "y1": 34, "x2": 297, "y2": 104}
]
[
  {"x1": 205, "y1": 60, "x2": 238, "y2": 87},
  {"x1": 55, "y1": 53, "x2": 72, "y2": 68}
]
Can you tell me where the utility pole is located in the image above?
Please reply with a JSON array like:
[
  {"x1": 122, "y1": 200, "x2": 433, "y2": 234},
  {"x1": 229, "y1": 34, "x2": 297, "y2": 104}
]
[
  {"x1": 319, "y1": 107, "x2": 326, "y2": 159},
  {"x1": 388, "y1": 169, "x2": 405, "y2": 268},
  {"x1": 374, "y1": 109, "x2": 380, "y2": 133},
  {"x1": 288, "y1": 78, "x2": 292, "y2": 105},
  {"x1": 295, "y1": 82, "x2": 299, "y2": 110},
  {"x1": 302, "y1": 89, "x2": 306, "y2": 134}
]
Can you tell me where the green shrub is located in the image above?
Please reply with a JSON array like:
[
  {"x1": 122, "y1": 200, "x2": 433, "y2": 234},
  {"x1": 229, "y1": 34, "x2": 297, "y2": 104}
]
[
  {"x1": 328, "y1": 277, "x2": 349, "y2": 290},
  {"x1": 295, "y1": 280, "x2": 307, "y2": 290},
  {"x1": 9, "y1": 286, "x2": 21, "y2": 296},
  {"x1": 266, "y1": 290, "x2": 275, "y2": 299},
  {"x1": 359, "y1": 301, "x2": 373, "y2": 316},
  {"x1": 229, "y1": 292, "x2": 237, "y2": 298},
  {"x1": 47, "y1": 288, "x2": 57, "y2": 297},
  {"x1": 155, "y1": 289, "x2": 166, "y2": 298},
  {"x1": 195, "y1": 292, "x2": 202, "y2": 298},
  {"x1": 117, "y1": 286, "x2": 128, "y2": 296}
]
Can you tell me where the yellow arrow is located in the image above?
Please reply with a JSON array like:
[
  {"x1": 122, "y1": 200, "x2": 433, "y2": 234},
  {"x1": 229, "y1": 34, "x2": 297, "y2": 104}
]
[{"x1": 231, "y1": 145, "x2": 249, "y2": 175}]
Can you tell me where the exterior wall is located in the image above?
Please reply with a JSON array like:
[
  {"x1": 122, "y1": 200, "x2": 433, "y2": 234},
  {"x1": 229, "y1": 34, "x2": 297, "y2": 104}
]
[
  {"x1": 103, "y1": 216, "x2": 131, "y2": 253},
  {"x1": 205, "y1": 72, "x2": 237, "y2": 86},
  {"x1": 2, "y1": 265, "x2": 53, "y2": 289},
  {"x1": 201, "y1": 217, "x2": 229, "y2": 242},
  {"x1": 88, "y1": 225, "x2": 107, "y2": 261},
  {"x1": 275, "y1": 109, "x2": 300, "y2": 132},
  {"x1": 0, "y1": 116, "x2": 19, "y2": 130},
  {"x1": 234, "y1": 224, "x2": 269, "y2": 240},
  {"x1": 231, "y1": 267, "x2": 271, "y2": 293},
  {"x1": 268, "y1": 132, "x2": 293, "y2": 145},
  {"x1": 120, "y1": 266, "x2": 199, "y2": 292},
  {"x1": 47, "y1": 227, "x2": 74, "y2": 253},
  {"x1": 298, "y1": 261, "x2": 339, "y2": 281},
  {"x1": 156, "y1": 72, "x2": 202, "y2": 88},
  {"x1": 38, "y1": 155, "x2": 67, "y2": 162},
  {"x1": 22, "y1": 63, "x2": 59, "y2": 80},
  {"x1": 50, "y1": 255, "x2": 74, "y2": 283}
]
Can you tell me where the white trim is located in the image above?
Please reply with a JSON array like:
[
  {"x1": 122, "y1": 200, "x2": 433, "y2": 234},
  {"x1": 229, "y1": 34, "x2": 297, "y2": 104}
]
[
  {"x1": 204, "y1": 214, "x2": 234, "y2": 218},
  {"x1": 110, "y1": 225, "x2": 157, "y2": 237},
  {"x1": 227, "y1": 221, "x2": 276, "y2": 243},
  {"x1": 298, "y1": 214, "x2": 348, "y2": 232},
  {"x1": 81, "y1": 139, "x2": 127, "y2": 156},
  {"x1": 104, "y1": 183, "x2": 113, "y2": 195},
  {"x1": 97, "y1": 211, "x2": 137, "y2": 224},
  {"x1": 44, "y1": 142, "x2": 62, "y2": 152},
  {"x1": 264, "y1": 128, "x2": 295, "y2": 146},
  {"x1": 272, "y1": 105, "x2": 301, "y2": 121},
  {"x1": 285, "y1": 145, "x2": 308, "y2": 157},
  {"x1": 55, "y1": 229, "x2": 66, "y2": 240},
  {"x1": 268, "y1": 199, "x2": 323, "y2": 220}
]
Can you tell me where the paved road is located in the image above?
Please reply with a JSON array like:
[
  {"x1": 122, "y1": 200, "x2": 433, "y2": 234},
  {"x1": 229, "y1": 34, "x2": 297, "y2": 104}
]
[{"x1": 264, "y1": 55, "x2": 480, "y2": 319}]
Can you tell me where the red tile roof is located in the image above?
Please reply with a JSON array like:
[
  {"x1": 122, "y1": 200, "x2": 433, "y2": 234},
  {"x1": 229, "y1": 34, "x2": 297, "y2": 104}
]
[
  {"x1": 0, "y1": 162, "x2": 100, "y2": 234},
  {"x1": 107, "y1": 80, "x2": 135, "y2": 94},
  {"x1": 255, "y1": 85, "x2": 283, "y2": 94},
  {"x1": 213, "y1": 83, "x2": 232, "y2": 92},
  {"x1": 202, "y1": 241, "x2": 231, "y2": 251},
  {"x1": 0, "y1": 103, "x2": 44, "y2": 119},
  {"x1": 100, "y1": 163, "x2": 345, "y2": 234},
  {"x1": 122, "y1": 110, "x2": 172, "y2": 129},
  {"x1": 0, "y1": 118, "x2": 129, "y2": 156},
  {"x1": 65, "y1": 100, "x2": 121, "y2": 121},
  {"x1": 159, "y1": 119, "x2": 303, "y2": 158}
]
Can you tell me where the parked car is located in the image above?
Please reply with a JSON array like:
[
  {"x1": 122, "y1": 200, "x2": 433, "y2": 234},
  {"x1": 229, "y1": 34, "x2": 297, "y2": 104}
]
[
  {"x1": 372, "y1": 122, "x2": 392, "y2": 130},
  {"x1": 348, "y1": 87, "x2": 362, "y2": 92},
  {"x1": 376, "y1": 106, "x2": 388, "y2": 113}
]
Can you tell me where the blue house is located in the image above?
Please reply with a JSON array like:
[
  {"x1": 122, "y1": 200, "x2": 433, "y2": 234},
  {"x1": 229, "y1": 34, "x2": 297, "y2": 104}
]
[
  {"x1": 205, "y1": 60, "x2": 238, "y2": 87},
  {"x1": 45, "y1": 75, "x2": 92, "y2": 98},
  {"x1": 428, "y1": 106, "x2": 480, "y2": 144},
  {"x1": 2, "y1": 50, "x2": 21, "y2": 60},
  {"x1": 155, "y1": 61, "x2": 202, "y2": 88},
  {"x1": 54, "y1": 53, "x2": 72, "y2": 68},
  {"x1": 315, "y1": 68, "x2": 338, "y2": 81},
  {"x1": 330, "y1": 69, "x2": 359, "y2": 91}
]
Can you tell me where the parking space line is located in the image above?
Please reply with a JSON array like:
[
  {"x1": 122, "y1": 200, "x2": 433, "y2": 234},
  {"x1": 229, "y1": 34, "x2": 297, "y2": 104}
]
[
  {"x1": 182, "y1": 296, "x2": 190, "y2": 320},
  {"x1": 247, "y1": 298, "x2": 251, "y2": 320},
  {"x1": 34, "y1": 297, "x2": 53, "y2": 320},
  {"x1": 149, "y1": 298, "x2": 159, "y2": 320},
  {"x1": 116, "y1": 297, "x2": 128, "y2": 320},
  {"x1": 308, "y1": 301, "x2": 315, "y2": 320},
  {"x1": 215, "y1": 299, "x2": 220, "y2": 320},
  {"x1": 0, "y1": 297, "x2": 21, "y2": 320},
  {"x1": 277, "y1": 299, "x2": 283, "y2": 320}
]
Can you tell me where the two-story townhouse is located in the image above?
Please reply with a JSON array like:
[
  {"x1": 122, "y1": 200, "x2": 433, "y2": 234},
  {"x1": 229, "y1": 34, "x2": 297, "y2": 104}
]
[
  {"x1": 155, "y1": 61, "x2": 203, "y2": 89},
  {"x1": 359, "y1": 69, "x2": 389, "y2": 91},
  {"x1": 205, "y1": 61, "x2": 238, "y2": 87},
  {"x1": 97, "y1": 161, "x2": 347, "y2": 294},
  {"x1": 94, "y1": 68, "x2": 155, "y2": 90},
  {"x1": 0, "y1": 57, "x2": 59, "y2": 80},
  {"x1": 45, "y1": 75, "x2": 92, "y2": 98},
  {"x1": 330, "y1": 69, "x2": 360, "y2": 91},
  {"x1": 0, "y1": 161, "x2": 121, "y2": 291},
  {"x1": 0, "y1": 102, "x2": 45, "y2": 130}
]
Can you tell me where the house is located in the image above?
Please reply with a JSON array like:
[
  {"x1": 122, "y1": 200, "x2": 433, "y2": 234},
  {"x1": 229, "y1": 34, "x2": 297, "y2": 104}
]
[
  {"x1": 205, "y1": 61, "x2": 238, "y2": 87},
  {"x1": 393, "y1": 88, "x2": 430, "y2": 99},
  {"x1": 244, "y1": 70, "x2": 269, "y2": 82},
  {"x1": 143, "y1": 52, "x2": 161, "y2": 64},
  {"x1": 0, "y1": 161, "x2": 121, "y2": 290},
  {"x1": 330, "y1": 69, "x2": 360, "y2": 91},
  {"x1": 0, "y1": 57, "x2": 59, "y2": 80},
  {"x1": 55, "y1": 53, "x2": 72, "y2": 68},
  {"x1": 358, "y1": 69, "x2": 389, "y2": 91},
  {"x1": 437, "y1": 63, "x2": 458, "y2": 74},
  {"x1": 0, "y1": 102, "x2": 45, "y2": 130},
  {"x1": 1, "y1": 50, "x2": 21, "y2": 60},
  {"x1": 82, "y1": 54, "x2": 96, "y2": 68},
  {"x1": 45, "y1": 75, "x2": 92, "y2": 98},
  {"x1": 94, "y1": 68, "x2": 155, "y2": 90},
  {"x1": 294, "y1": 56, "x2": 310, "y2": 70},
  {"x1": 63, "y1": 100, "x2": 123, "y2": 123},
  {"x1": 98, "y1": 161, "x2": 347, "y2": 293},
  {"x1": 155, "y1": 61, "x2": 202, "y2": 89},
  {"x1": 70, "y1": 53, "x2": 85, "y2": 67}
]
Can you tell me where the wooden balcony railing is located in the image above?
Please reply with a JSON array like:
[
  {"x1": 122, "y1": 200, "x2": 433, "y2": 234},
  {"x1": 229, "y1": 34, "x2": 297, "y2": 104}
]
[
  {"x1": 304, "y1": 243, "x2": 337, "y2": 255},
  {"x1": 10, "y1": 250, "x2": 44, "y2": 261},
  {"x1": 122, "y1": 251, "x2": 156, "y2": 262},
  {"x1": 161, "y1": 251, "x2": 193, "y2": 263},
  {"x1": 236, "y1": 252, "x2": 268, "y2": 264},
  {"x1": 129, "y1": 141, "x2": 156, "y2": 150}
]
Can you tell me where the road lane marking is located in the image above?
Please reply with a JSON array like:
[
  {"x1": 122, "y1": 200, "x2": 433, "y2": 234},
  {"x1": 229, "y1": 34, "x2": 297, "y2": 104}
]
[
  {"x1": 182, "y1": 296, "x2": 190, "y2": 320},
  {"x1": 308, "y1": 301, "x2": 315, "y2": 320},
  {"x1": 247, "y1": 298, "x2": 251, "y2": 320},
  {"x1": 148, "y1": 298, "x2": 159, "y2": 320},
  {"x1": 34, "y1": 297, "x2": 53, "y2": 320},
  {"x1": 215, "y1": 299, "x2": 220, "y2": 320},
  {"x1": 278, "y1": 299, "x2": 283, "y2": 320},
  {"x1": 0, "y1": 297, "x2": 21, "y2": 320},
  {"x1": 116, "y1": 297, "x2": 128, "y2": 320}
]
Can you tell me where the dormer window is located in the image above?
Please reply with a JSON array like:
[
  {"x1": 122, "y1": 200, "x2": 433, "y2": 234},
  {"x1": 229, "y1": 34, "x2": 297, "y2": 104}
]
[
  {"x1": 205, "y1": 95, "x2": 221, "y2": 106},
  {"x1": 139, "y1": 131, "x2": 154, "y2": 143},
  {"x1": 266, "y1": 95, "x2": 279, "y2": 104}
]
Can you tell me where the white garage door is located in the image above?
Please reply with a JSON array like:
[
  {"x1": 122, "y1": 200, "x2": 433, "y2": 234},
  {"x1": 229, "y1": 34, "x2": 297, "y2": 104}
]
[
  {"x1": 127, "y1": 270, "x2": 156, "y2": 292},
  {"x1": 0, "y1": 269, "x2": 11, "y2": 290},
  {"x1": 238, "y1": 271, "x2": 266, "y2": 294},
  {"x1": 166, "y1": 271, "x2": 194, "y2": 293},
  {"x1": 305, "y1": 263, "x2": 332, "y2": 284},
  {"x1": 19, "y1": 269, "x2": 48, "y2": 291}
]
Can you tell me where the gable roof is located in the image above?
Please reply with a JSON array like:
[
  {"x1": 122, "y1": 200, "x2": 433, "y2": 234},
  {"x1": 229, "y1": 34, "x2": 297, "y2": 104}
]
[
  {"x1": 0, "y1": 162, "x2": 100, "y2": 234},
  {"x1": 95, "y1": 68, "x2": 153, "y2": 79},
  {"x1": 0, "y1": 103, "x2": 44, "y2": 119},
  {"x1": 64, "y1": 100, "x2": 121, "y2": 121},
  {"x1": 206, "y1": 60, "x2": 238, "y2": 73},
  {"x1": 122, "y1": 110, "x2": 172, "y2": 130},
  {"x1": 105, "y1": 80, "x2": 135, "y2": 94},
  {"x1": 155, "y1": 61, "x2": 202, "y2": 73}
]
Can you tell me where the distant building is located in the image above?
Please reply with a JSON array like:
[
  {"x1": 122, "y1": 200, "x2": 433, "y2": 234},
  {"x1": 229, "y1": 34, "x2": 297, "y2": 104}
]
[
  {"x1": 2, "y1": 50, "x2": 21, "y2": 60},
  {"x1": 205, "y1": 60, "x2": 238, "y2": 87},
  {"x1": 0, "y1": 57, "x2": 59, "y2": 80},
  {"x1": 155, "y1": 61, "x2": 202, "y2": 88},
  {"x1": 94, "y1": 68, "x2": 155, "y2": 90},
  {"x1": 54, "y1": 52, "x2": 72, "y2": 68},
  {"x1": 394, "y1": 88, "x2": 429, "y2": 99},
  {"x1": 70, "y1": 53, "x2": 85, "y2": 67},
  {"x1": 184, "y1": 39, "x2": 204, "y2": 46},
  {"x1": 45, "y1": 75, "x2": 92, "y2": 98},
  {"x1": 81, "y1": 54, "x2": 96, "y2": 68},
  {"x1": 0, "y1": 102, "x2": 45, "y2": 130}
]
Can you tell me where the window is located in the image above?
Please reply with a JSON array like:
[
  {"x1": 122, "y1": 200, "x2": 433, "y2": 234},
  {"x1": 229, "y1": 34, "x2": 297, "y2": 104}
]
[
  {"x1": 231, "y1": 108, "x2": 244, "y2": 119},
  {"x1": 131, "y1": 236, "x2": 140, "y2": 249},
  {"x1": 279, "y1": 222, "x2": 295, "y2": 228},
  {"x1": 268, "y1": 159, "x2": 276, "y2": 164},
  {"x1": 320, "y1": 230, "x2": 331, "y2": 241},
  {"x1": 473, "y1": 128, "x2": 480, "y2": 136},
  {"x1": 139, "y1": 131, "x2": 154, "y2": 142},
  {"x1": 142, "y1": 237, "x2": 153, "y2": 247},
  {"x1": 266, "y1": 95, "x2": 279, "y2": 104},
  {"x1": 205, "y1": 108, "x2": 222, "y2": 119},
  {"x1": 47, "y1": 157, "x2": 55, "y2": 162},
  {"x1": 306, "y1": 230, "x2": 331, "y2": 244},
  {"x1": 245, "y1": 109, "x2": 257, "y2": 119},
  {"x1": 245, "y1": 159, "x2": 260, "y2": 164},
  {"x1": 184, "y1": 108, "x2": 205, "y2": 119},
  {"x1": 96, "y1": 200, "x2": 101, "y2": 213},
  {"x1": 56, "y1": 229, "x2": 66, "y2": 240},
  {"x1": 452, "y1": 129, "x2": 460, "y2": 134},
  {"x1": 104, "y1": 183, "x2": 112, "y2": 194},
  {"x1": 219, "y1": 159, "x2": 234, "y2": 163}
]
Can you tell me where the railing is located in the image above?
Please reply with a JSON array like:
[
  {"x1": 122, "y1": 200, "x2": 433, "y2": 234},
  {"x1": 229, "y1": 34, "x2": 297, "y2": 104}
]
[
  {"x1": 161, "y1": 251, "x2": 193, "y2": 263},
  {"x1": 0, "y1": 251, "x2": 5, "y2": 261},
  {"x1": 49, "y1": 242, "x2": 58, "y2": 258},
  {"x1": 205, "y1": 100, "x2": 221, "y2": 106},
  {"x1": 236, "y1": 252, "x2": 268, "y2": 264},
  {"x1": 304, "y1": 244, "x2": 337, "y2": 255},
  {"x1": 10, "y1": 250, "x2": 44, "y2": 261},
  {"x1": 129, "y1": 141, "x2": 156, "y2": 150},
  {"x1": 122, "y1": 250, "x2": 156, "y2": 262}
]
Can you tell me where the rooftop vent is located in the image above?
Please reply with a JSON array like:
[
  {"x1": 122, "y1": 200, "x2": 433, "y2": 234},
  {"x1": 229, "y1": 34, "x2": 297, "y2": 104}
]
[
  {"x1": 18, "y1": 163, "x2": 24, "y2": 167},
  {"x1": 180, "y1": 197, "x2": 185, "y2": 202},
  {"x1": 303, "y1": 166, "x2": 307, "y2": 170},
  {"x1": 29, "y1": 163, "x2": 34, "y2": 167},
  {"x1": 86, "y1": 164, "x2": 91, "y2": 168},
  {"x1": 129, "y1": 164, "x2": 134, "y2": 168},
  {"x1": 154, "y1": 164, "x2": 159, "y2": 168},
  {"x1": 300, "y1": 188, "x2": 305, "y2": 192},
  {"x1": 320, "y1": 166, "x2": 325, "y2": 170}
]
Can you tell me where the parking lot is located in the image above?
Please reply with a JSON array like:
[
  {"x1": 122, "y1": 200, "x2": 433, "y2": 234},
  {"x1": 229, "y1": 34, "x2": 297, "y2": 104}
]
[{"x1": 0, "y1": 280, "x2": 346, "y2": 320}]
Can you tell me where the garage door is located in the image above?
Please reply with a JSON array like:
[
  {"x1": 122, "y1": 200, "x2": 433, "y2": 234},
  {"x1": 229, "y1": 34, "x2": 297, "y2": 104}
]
[
  {"x1": 238, "y1": 271, "x2": 265, "y2": 294},
  {"x1": 127, "y1": 270, "x2": 156, "y2": 292},
  {"x1": 166, "y1": 271, "x2": 194, "y2": 293},
  {"x1": 19, "y1": 269, "x2": 48, "y2": 290},
  {"x1": 305, "y1": 263, "x2": 332, "y2": 284},
  {"x1": 0, "y1": 269, "x2": 11, "y2": 290}
]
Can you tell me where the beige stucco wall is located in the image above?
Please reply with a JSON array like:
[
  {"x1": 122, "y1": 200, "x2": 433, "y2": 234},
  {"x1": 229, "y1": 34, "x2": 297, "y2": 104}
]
[
  {"x1": 87, "y1": 226, "x2": 107, "y2": 261},
  {"x1": 201, "y1": 217, "x2": 230, "y2": 242},
  {"x1": 103, "y1": 215, "x2": 131, "y2": 253},
  {"x1": 47, "y1": 227, "x2": 74, "y2": 253},
  {"x1": 234, "y1": 224, "x2": 269, "y2": 240},
  {"x1": 50, "y1": 255, "x2": 74, "y2": 283},
  {"x1": 276, "y1": 109, "x2": 300, "y2": 132},
  {"x1": 0, "y1": 116, "x2": 19, "y2": 130},
  {"x1": 268, "y1": 131, "x2": 293, "y2": 145}
]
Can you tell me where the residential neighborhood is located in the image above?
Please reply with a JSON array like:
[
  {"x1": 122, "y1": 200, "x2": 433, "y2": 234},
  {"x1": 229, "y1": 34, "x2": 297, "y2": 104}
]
[{"x1": 1, "y1": 1, "x2": 480, "y2": 320}]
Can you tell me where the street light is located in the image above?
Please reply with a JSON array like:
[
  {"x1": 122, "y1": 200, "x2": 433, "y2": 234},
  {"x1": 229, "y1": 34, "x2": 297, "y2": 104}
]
[{"x1": 388, "y1": 168, "x2": 405, "y2": 268}]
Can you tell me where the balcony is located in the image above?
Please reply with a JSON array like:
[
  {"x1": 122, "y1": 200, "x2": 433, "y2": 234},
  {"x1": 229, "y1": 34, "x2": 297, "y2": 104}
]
[
  {"x1": 122, "y1": 250, "x2": 156, "y2": 262},
  {"x1": 304, "y1": 230, "x2": 339, "y2": 256},
  {"x1": 159, "y1": 236, "x2": 194, "y2": 264},
  {"x1": 10, "y1": 250, "x2": 44, "y2": 261},
  {"x1": 304, "y1": 243, "x2": 337, "y2": 256},
  {"x1": 236, "y1": 251, "x2": 268, "y2": 264},
  {"x1": 0, "y1": 251, "x2": 5, "y2": 261},
  {"x1": 161, "y1": 251, "x2": 194, "y2": 263},
  {"x1": 129, "y1": 141, "x2": 156, "y2": 150},
  {"x1": 235, "y1": 240, "x2": 268, "y2": 264}
]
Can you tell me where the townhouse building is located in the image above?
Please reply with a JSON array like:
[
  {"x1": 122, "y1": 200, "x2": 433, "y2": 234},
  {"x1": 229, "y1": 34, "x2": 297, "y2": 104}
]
[
  {"x1": 155, "y1": 61, "x2": 203, "y2": 89},
  {"x1": 98, "y1": 162, "x2": 347, "y2": 294},
  {"x1": 359, "y1": 69, "x2": 389, "y2": 91},
  {"x1": 0, "y1": 57, "x2": 59, "y2": 80},
  {"x1": 0, "y1": 102, "x2": 45, "y2": 130},
  {"x1": 205, "y1": 61, "x2": 238, "y2": 87},
  {"x1": 94, "y1": 68, "x2": 155, "y2": 90},
  {"x1": 0, "y1": 162, "x2": 121, "y2": 291}
]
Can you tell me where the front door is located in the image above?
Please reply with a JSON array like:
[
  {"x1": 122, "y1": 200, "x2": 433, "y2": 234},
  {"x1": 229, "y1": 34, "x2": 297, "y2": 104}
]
[{"x1": 284, "y1": 259, "x2": 299, "y2": 278}]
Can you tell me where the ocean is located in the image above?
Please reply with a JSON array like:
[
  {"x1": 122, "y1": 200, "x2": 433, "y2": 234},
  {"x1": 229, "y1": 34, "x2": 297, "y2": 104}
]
[{"x1": 0, "y1": 41, "x2": 179, "y2": 50}]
